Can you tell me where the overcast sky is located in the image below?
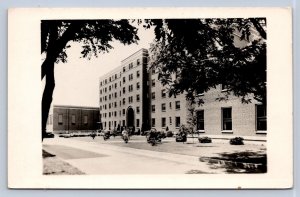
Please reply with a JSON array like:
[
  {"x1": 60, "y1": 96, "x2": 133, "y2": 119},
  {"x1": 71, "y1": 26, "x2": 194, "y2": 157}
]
[{"x1": 50, "y1": 25, "x2": 155, "y2": 107}]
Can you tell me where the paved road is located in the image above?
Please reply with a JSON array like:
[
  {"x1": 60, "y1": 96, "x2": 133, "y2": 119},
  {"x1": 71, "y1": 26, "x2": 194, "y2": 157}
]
[{"x1": 43, "y1": 136, "x2": 226, "y2": 174}]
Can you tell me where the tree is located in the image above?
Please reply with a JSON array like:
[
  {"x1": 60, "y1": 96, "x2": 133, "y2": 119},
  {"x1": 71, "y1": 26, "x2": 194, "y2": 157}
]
[
  {"x1": 41, "y1": 20, "x2": 139, "y2": 140},
  {"x1": 147, "y1": 18, "x2": 266, "y2": 106}
]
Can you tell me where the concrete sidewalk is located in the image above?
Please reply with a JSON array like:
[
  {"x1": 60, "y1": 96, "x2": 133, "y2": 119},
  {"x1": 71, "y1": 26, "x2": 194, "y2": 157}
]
[{"x1": 43, "y1": 137, "x2": 226, "y2": 174}]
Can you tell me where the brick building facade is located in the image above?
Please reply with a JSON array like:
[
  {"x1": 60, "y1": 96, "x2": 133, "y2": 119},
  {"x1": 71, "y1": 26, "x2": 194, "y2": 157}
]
[
  {"x1": 46, "y1": 105, "x2": 100, "y2": 133},
  {"x1": 99, "y1": 48, "x2": 267, "y2": 139}
]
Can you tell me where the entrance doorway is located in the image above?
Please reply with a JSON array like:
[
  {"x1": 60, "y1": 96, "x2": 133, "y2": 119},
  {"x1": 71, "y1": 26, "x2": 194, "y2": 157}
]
[{"x1": 126, "y1": 107, "x2": 135, "y2": 131}]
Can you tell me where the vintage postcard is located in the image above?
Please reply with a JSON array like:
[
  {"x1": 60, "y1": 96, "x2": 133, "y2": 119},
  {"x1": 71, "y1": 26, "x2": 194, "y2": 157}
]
[{"x1": 8, "y1": 7, "x2": 292, "y2": 189}]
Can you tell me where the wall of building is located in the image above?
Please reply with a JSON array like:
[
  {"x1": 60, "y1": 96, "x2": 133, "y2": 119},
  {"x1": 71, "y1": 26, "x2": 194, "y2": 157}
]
[
  {"x1": 99, "y1": 49, "x2": 148, "y2": 131},
  {"x1": 47, "y1": 105, "x2": 99, "y2": 133},
  {"x1": 193, "y1": 85, "x2": 266, "y2": 137}
]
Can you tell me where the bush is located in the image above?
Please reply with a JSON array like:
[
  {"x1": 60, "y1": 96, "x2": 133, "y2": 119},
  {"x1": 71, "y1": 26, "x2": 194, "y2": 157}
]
[
  {"x1": 230, "y1": 137, "x2": 244, "y2": 145},
  {"x1": 198, "y1": 136, "x2": 212, "y2": 143},
  {"x1": 166, "y1": 131, "x2": 174, "y2": 137}
]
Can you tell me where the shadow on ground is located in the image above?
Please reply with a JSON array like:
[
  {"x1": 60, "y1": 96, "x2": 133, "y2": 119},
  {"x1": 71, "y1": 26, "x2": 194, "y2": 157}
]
[{"x1": 200, "y1": 150, "x2": 267, "y2": 173}]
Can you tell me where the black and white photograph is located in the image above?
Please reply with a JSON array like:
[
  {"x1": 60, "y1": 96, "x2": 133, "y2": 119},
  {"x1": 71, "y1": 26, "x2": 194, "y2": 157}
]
[{"x1": 8, "y1": 8, "x2": 292, "y2": 189}]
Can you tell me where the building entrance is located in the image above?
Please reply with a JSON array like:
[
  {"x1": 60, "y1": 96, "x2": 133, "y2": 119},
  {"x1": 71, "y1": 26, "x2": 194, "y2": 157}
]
[{"x1": 126, "y1": 107, "x2": 135, "y2": 130}]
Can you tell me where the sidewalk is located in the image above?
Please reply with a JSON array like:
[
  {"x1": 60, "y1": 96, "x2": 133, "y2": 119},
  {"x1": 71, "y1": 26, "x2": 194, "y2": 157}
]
[{"x1": 43, "y1": 137, "x2": 227, "y2": 174}]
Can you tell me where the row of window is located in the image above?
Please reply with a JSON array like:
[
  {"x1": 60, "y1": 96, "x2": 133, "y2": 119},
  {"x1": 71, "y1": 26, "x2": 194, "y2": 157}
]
[
  {"x1": 100, "y1": 106, "x2": 141, "y2": 118},
  {"x1": 100, "y1": 81, "x2": 141, "y2": 99},
  {"x1": 195, "y1": 105, "x2": 267, "y2": 131},
  {"x1": 150, "y1": 105, "x2": 266, "y2": 131},
  {"x1": 100, "y1": 67, "x2": 141, "y2": 88},
  {"x1": 100, "y1": 93, "x2": 141, "y2": 107},
  {"x1": 151, "y1": 89, "x2": 167, "y2": 100},
  {"x1": 57, "y1": 114, "x2": 89, "y2": 125},
  {"x1": 103, "y1": 118, "x2": 141, "y2": 129},
  {"x1": 151, "y1": 101, "x2": 180, "y2": 112},
  {"x1": 151, "y1": 117, "x2": 180, "y2": 128}
]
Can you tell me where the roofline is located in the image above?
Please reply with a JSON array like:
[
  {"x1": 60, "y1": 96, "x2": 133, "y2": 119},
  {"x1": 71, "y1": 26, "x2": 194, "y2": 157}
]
[
  {"x1": 121, "y1": 48, "x2": 148, "y2": 63},
  {"x1": 53, "y1": 105, "x2": 99, "y2": 110}
]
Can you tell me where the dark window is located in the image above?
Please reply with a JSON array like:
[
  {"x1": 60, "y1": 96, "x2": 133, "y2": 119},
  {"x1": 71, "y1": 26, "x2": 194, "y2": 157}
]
[
  {"x1": 137, "y1": 59, "x2": 140, "y2": 65},
  {"x1": 256, "y1": 105, "x2": 267, "y2": 131},
  {"x1": 196, "y1": 110, "x2": 204, "y2": 130},
  {"x1": 136, "y1": 119, "x2": 140, "y2": 127},
  {"x1": 175, "y1": 117, "x2": 180, "y2": 128},
  {"x1": 123, "y1": 98, "x2": 126, "y2": 105},
  {"x1": 137, "y1": 82, "x2": 140, "y2": 90},
  {"x1": 137, "y1": 70, "x2": 140, "y2": 78},
  {"x1": 58, "y1": 114, "x2": 63, "y2": 125},
  {"x1": 222, "y1": 108, "x2": 232, "y2": 130},
  {"x1": 123, "y1": 67, "x2": 126, "y2": 72},
  {"x1": 123, "y1": 109, "x2": 125, "y2": 116},
  {"x1": 161, "y1": 103, "x2": 166, "y2": 112},
  {"x1": 136, "y1": 94, "x2": 140, "y2": 102},
  {"x1": 169, "y1": 117, "x2": 172, "y2": 125},
  {"x1": 152, "y1": 79, "x2": 155, "y2": 87},
  {"x1": 162, "y1": 117, "x2": 166, "y2": 127},
  {"x1": 175, "y1": 101, "x2": 180, "y2": 110},
  {"x1": 152, "y1": 105, "x2": 155, "y2": 113},
  {"x1": 123, "y1": 77, "x2": 126, "y2": 83},
  {"x1": 152, "y1": 92, "x2": 155, "y2": 100},
  {"x1": 152, "y1": 118, "x2": 155, "y2": 127},
  {"x1": 161, "y1": 89, "x2": 166, "y2": 98},
  {"x1": 136, "y1": 106, "x2": 140, "y2": 114}
]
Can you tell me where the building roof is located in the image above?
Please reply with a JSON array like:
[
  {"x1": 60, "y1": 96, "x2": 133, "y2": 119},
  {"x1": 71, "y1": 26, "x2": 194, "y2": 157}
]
[{"x1": 53, "y1": 105, "x2": 99, "y2": 110}]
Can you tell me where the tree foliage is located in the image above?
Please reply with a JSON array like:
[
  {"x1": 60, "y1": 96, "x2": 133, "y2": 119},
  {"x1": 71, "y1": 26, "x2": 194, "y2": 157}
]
[
  {"x1": 41, "y1": 20, "x2": 139, "y2": 139},
  {"x1": 147, "y1": 18, "x2": 266, "y2": 105}
]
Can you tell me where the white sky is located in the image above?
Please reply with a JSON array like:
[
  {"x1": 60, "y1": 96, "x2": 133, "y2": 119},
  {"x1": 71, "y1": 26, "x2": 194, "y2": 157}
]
[{"x1": 51, "y1": 25, "x2": 155, "y2": 107}]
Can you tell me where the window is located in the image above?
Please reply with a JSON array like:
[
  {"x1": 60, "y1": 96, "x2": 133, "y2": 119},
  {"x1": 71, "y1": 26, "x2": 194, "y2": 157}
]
[
  {"x1": 137, "y1": 59, "x2": 140, "y2": 65},
  {"x1": 175, "y1": 101, "x2": 180, "y2": 110},
  {"x1": 175, "y1": 117, "x2": 180, "y2": 128},
  {"x1": 129, "y1": 96, "x2": 133, "y2": 103},
  {"x1": 100, "y1": 98, "x2": 102, "y2": 102},
  {"x1": 114, "y1": 102, "x2": 117, "y2": 108},
  {"x1": 152, "y1": 68, "x2": 156, "y2": 75},
  {"x1": 115, "y1": 83, "x2": 117, "y2": 88},
  {"x1": 169, "y1": 102, "x2": 172, "y2": 109},
  {"x1": 136, "y1": 82, "x2": 140, "y2": 90},
  {"x1": 71, "y1": 115, "x2": 76, "y2": 125},
  {"x1": 115, "y1": 92, "x2": 117, "y2": 98},
  {"x1": 83, "y1": 115, "x2": 88, "y2": 125},
  {"x1": 129, "y1": 63, "x2": 133, "y2": 69},
  {"x1": 161, "y1": 103, "x2": 166, "y2": 112},
  {"x1": 109, "y1": 85, "x2": 111, "y2": 91},
  {"x1": 122, "y1": 120, "x2": 125, "y2": 126},
  {"x1": 161, "y1": 89, "x2": 166, "y2": 98},
  {"x1": 123, "y1": 77, "x2": 126, "y2": 83},
  {"x1": 109, "y1": 112, "x2": 111, "y2": 118},
  {"x1": 100, "y1": 89, "x2": 102, "y2": 94},
  {"x1": 162, "y1": 117, "x2": 166, "y2": 127},
  {"x1": 136, "y1": 106, "x2": 140, "y2": 114},
  {"x1": 152, "y1": 92, "x2": 155, "y2": 100},
  {"x1": 136, "y1": 94, "x2": 140, "y2": 102},
  {"x1": 256, "y1": 105, "x2": 267, "y2": 131},
  {"x1": 114, "y1": 111, "x2": 117, "y2": 117},
  {"x1": 152, "y1": 79, "x2": 155, "y2": 87},
  {"x1": 222, "y1": 108, "x2": 232, "y2": 130},
  {"x1": 169, "y1": 117, "x2": 172, "y2": 125},
  {"x1": 123, "y1": 109, "x2": 125, "y2": 116},
  {"x1": 123, "y1": 98, "x2": 126, "y2": 105},
  {"x1": 123, "y1": 87, "x2": 126, "y2": 94},
  {"x1": 123, "y1": 67, "x2": 126, "y2": 72},
  {"x1": 137, "y1": 70, "x2": 140, "y2": 78},
  {"x1": 196, "y1": 110, "x2": 204, "y2": 130},
  {"x1": 136, "y1": 119, "x2": 140, "y2": 127},
  {"x1": 152, "y1": 118, "x2": 155, "y2": 127},
  {"x1": 152, "y1": 105, "x2": 155, "y2": 113}
]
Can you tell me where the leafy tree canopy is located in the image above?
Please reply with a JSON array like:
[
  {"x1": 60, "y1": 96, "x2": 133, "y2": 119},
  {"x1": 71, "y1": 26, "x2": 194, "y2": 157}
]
[{"x1": 147, "y1": 18, "x2": 266, "y2": 105}]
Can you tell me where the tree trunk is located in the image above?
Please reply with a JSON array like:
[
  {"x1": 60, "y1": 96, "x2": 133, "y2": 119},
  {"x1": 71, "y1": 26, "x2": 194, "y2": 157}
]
[{"x1": 41, "y1": 57, "x2": 55, "y2": 141}]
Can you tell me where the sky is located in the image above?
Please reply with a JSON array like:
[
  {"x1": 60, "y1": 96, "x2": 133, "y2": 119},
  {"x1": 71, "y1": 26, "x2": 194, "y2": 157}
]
[{"x1": 50, "y1": 24, "x2": 155, "y2": 107}]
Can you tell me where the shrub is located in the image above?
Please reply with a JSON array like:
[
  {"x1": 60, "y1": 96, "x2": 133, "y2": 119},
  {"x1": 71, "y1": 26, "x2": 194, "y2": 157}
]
[
  {"x1": 198, "y1": 136, "x2": 212, "y2": 143},
  {"x1": 166, "y1": 131, "x2": 174, "y2": 137},
  {"x1": 230, "y1": 137, "x2": 244, "y2": 145}
]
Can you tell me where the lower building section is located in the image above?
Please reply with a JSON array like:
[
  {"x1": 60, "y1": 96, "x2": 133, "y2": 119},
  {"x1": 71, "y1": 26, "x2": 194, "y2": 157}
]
[{"x1": 46, "y1": 105, "x2": 100, "y2": 134}]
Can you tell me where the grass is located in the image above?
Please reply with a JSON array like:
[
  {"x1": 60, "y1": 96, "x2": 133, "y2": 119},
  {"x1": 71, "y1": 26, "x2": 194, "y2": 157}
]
[{"x1": 43, "y1": 150, "x2": 84, "y2": 175}]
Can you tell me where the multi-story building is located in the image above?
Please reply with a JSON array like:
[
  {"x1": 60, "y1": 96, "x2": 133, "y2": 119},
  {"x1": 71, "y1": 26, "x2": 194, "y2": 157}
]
[
  {"x1": 46, "y1": 105, "x2": 100, "y2": 133},
  {"x1": 99, "y1": 48, "x2": 267, "y2": 139},
  {"x1": 99, "y1": 49, "x2": 150, "y2": 132}
]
